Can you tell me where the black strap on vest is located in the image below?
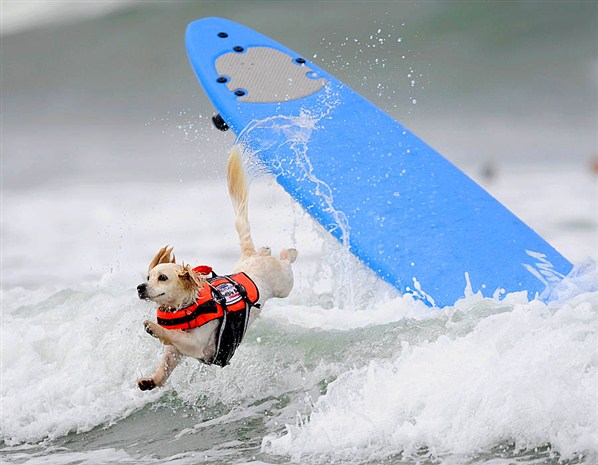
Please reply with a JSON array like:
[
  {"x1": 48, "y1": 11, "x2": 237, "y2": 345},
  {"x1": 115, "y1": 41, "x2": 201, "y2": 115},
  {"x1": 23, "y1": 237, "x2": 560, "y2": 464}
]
[
  {"x1": 156, "y1": 300, "x2": 218, "y2": 328},
  {"x1": 209, "y1": 275, "x2": 260, "y2": 367}
]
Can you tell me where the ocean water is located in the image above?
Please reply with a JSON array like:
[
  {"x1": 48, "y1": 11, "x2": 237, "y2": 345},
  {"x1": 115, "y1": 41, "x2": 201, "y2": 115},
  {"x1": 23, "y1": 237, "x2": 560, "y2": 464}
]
[
  {"x1": 2, "y1": 2, "x2": 597, "y2": 464},
  {"x1": 2, "y1": 164, "x2": 597, "y2": 464}
]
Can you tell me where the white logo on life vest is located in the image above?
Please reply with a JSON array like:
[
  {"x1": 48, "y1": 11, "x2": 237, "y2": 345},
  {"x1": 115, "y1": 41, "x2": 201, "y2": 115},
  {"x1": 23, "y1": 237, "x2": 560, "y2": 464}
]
[{"x1": 214, "y1": 282, "x2": 242, "y2": 305}]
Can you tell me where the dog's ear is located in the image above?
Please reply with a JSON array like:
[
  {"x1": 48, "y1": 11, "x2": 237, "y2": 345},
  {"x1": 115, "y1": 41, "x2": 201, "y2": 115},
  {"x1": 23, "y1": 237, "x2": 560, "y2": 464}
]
[
  {"x1": 148, "y1": 245, "x2": 176, "y2": 271},
  {"x1": 179, "y1": 264, "x2": 206, "y2": 290}
]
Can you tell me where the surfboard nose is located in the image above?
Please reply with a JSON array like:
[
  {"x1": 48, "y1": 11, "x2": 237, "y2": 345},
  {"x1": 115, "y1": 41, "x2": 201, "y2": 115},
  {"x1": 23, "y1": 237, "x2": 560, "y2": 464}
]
[{"x1": 187, "y1": 18, "x2": 326, "y2": 106}]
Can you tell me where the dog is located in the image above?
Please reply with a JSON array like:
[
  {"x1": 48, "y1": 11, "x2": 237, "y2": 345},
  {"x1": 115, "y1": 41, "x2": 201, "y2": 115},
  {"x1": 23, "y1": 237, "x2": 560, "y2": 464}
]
[{"x1": 136, "y1": 145, "x2": 297, "y2": 391}]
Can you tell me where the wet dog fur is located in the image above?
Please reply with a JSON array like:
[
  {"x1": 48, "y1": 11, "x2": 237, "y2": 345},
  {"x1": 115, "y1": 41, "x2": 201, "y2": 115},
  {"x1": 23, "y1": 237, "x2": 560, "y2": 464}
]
[{"x1": 136, "y1": 146, "x2": 297, "y2": 390}]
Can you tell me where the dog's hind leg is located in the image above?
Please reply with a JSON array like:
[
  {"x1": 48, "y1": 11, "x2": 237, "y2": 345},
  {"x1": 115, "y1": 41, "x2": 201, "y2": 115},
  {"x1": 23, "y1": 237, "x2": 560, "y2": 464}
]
[
  {"x1": 280, "y1": 248, "x2": 298, "y2": 263},
  {"x1": 258, "y1": 246, "x2": 272, "y2": 256}
]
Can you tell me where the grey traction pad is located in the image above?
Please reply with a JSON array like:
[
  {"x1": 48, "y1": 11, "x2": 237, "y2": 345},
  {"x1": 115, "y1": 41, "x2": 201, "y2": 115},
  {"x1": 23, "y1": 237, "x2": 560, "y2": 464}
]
[{"x1": 215, "y1": 47, "x2": 327, "y2": 103}]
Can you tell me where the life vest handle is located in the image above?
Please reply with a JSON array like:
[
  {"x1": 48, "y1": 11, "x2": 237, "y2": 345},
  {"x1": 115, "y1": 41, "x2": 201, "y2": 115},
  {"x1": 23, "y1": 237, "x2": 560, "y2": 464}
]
[
  {"x1": 220, "y1": 275, "x2": 261, "y2": 310},
  {"x1": 224, "y1": 276, "x2": 247, "y2": 299},
  {"x1": 208, "y1": 283, "x2": 227, "y2": 307}
]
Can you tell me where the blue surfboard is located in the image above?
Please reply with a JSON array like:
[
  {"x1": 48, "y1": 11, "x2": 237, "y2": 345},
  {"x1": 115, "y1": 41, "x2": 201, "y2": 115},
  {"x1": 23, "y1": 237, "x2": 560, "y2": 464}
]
[{"x1": 185, "y1": 17, "x2": 572, "y2": 307}]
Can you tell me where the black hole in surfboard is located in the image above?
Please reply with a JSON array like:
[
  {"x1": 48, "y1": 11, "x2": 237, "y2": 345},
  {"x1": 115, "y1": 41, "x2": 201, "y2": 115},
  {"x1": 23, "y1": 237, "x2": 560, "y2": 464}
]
[
  {"x1": 217, "y1": 76, "x2": 228, "y2": 83},
  {"x1": 295, "y1": 57, "x2": 306, "y2": 64},
  {"x1": 233, "y1": 46, "x2": 244, "y2": 52},
  {"x1": 217, "y1": 32, "x2": 228, "y2": 38},
  {"x1": 234, "y1": 89, "x2": 246, "y2": 97}
]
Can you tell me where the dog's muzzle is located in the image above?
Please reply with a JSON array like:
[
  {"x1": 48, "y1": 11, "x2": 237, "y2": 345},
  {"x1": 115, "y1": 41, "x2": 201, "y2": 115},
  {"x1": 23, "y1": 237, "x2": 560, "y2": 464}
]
[{"x1": 137, "y1": 283, "x2": 148, "y2": 300}]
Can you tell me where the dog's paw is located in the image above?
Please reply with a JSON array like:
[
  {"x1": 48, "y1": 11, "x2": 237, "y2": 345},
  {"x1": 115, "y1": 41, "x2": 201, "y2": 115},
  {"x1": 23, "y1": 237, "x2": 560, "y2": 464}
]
[
  {"x1": 143, "y1": 320, "x2": 156, "y2": 337},
  {"x1": 143, "y1": 320, "x2": 163, "y2": 339},
  {"x1": 137, "y1": 377, "x2": 157, "y2": 391},
  {"x1": 143, "y1": 320, "x2": 173, "y2": 345},
  {"x1": 281, "y1": 248, "x2": 298, "y2": 263},
  {"x1": 258, "y1": 246, "x2": 272, "y2": 256}
]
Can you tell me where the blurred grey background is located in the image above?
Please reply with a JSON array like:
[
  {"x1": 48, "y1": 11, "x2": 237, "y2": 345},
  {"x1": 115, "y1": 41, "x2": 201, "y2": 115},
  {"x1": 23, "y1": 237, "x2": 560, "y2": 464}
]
[{"x1": 2, "y1": 0, "x2": 597, "y2": 190}]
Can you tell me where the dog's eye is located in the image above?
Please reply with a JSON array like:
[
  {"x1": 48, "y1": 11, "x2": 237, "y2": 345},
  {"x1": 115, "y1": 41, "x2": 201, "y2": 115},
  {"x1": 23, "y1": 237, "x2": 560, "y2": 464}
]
[{"x1": 158, "y1": 274, "x2": 168, "y2": 282}]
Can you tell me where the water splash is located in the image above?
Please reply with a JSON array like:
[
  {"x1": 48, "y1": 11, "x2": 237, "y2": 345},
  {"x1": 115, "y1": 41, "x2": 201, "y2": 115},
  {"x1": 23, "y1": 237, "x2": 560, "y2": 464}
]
[
  {"x1": 233, "y1": 89, "x2": 377, "y2": 310},
  {"x1": 262, "y1": 263, "x2": 598, "y2": 464}
]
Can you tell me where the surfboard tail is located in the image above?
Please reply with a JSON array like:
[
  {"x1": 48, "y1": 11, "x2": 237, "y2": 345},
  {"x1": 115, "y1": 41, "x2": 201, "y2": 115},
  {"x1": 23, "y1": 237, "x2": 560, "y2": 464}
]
[{"x1": 227, "y1": 145, "x2": 256, "y2": 257}]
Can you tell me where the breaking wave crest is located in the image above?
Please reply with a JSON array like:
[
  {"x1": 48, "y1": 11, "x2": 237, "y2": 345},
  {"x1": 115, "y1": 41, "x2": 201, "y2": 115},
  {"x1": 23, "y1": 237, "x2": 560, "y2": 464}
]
[{"x1": 263, "y1": 263, "x2": 598, "y2": 463}]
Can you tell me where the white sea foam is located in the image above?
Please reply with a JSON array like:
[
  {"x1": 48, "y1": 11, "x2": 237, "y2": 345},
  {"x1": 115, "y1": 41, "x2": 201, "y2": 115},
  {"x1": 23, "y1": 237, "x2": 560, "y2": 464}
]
[
  {"x1": 263, "y1": 268, "x2": 598, "y2": 463},
  {"x1": 2, "y1": 167, "x2": 596, "y2": 464},
  {"x1": 1, "y1": 277, "x2": 159, "y2": 445}
]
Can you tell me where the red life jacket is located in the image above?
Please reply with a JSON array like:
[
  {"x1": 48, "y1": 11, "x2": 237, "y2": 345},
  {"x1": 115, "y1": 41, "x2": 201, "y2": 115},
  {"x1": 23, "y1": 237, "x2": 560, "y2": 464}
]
[{"x1": 156, "y1": 270, "x2": 260, "y2": 331}]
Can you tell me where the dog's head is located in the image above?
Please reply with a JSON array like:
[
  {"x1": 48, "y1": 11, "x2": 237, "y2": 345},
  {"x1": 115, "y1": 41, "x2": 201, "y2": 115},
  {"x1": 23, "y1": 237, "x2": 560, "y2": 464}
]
[{"x1": 137, "y1": 246, "x2": 205, "y2": 309}]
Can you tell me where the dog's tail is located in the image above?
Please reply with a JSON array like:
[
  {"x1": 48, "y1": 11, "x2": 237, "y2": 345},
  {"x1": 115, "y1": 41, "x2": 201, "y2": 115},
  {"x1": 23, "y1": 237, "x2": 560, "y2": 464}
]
[{"x1": 227, "y1": 145, "x2": 255, "y2": 257}]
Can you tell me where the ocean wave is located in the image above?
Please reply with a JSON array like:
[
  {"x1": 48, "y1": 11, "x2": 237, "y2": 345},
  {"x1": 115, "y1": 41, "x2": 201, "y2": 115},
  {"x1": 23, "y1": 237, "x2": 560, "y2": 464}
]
[
  {"x1": 262, "y1": 265, "x2": 598, "y2": 463},
  {"x1": 2, "y1": 172, "x2": 596, "y2": 464},
  {"x1": 3, "y1": 262, "x2": 597, "y2": 465}
]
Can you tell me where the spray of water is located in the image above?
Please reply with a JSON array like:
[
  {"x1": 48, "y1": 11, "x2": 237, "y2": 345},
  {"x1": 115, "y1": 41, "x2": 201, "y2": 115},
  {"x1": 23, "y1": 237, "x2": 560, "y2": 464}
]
[{"x1": 233, "y1": 88, "x2": 393, "y2": 310}]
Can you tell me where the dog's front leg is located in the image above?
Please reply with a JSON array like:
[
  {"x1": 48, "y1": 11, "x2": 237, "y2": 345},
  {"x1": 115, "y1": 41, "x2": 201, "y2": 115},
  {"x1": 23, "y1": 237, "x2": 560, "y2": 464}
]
[
  {"x1": 138, "y1": 345, "x2": 182, "y2": 391},
  {"x1": 143, "y1": 319, "x2": 217, "y2": 360},
  {"x1": 144, "y1": 320, "x2": 177, "y2": 345}
]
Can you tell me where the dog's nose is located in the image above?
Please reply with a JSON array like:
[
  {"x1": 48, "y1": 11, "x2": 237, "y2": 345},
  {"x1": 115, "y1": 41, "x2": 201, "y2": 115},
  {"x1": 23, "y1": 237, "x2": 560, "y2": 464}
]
[{"x1": 137, "y1": 283, "x2": 147, "y2": 298}]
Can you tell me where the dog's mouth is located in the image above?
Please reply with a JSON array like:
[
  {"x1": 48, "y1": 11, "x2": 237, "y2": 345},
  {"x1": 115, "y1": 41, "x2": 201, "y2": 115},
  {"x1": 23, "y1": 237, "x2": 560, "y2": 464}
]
[{"x1": 137, "y1": 289, "x2": 165, "y2": 301}]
